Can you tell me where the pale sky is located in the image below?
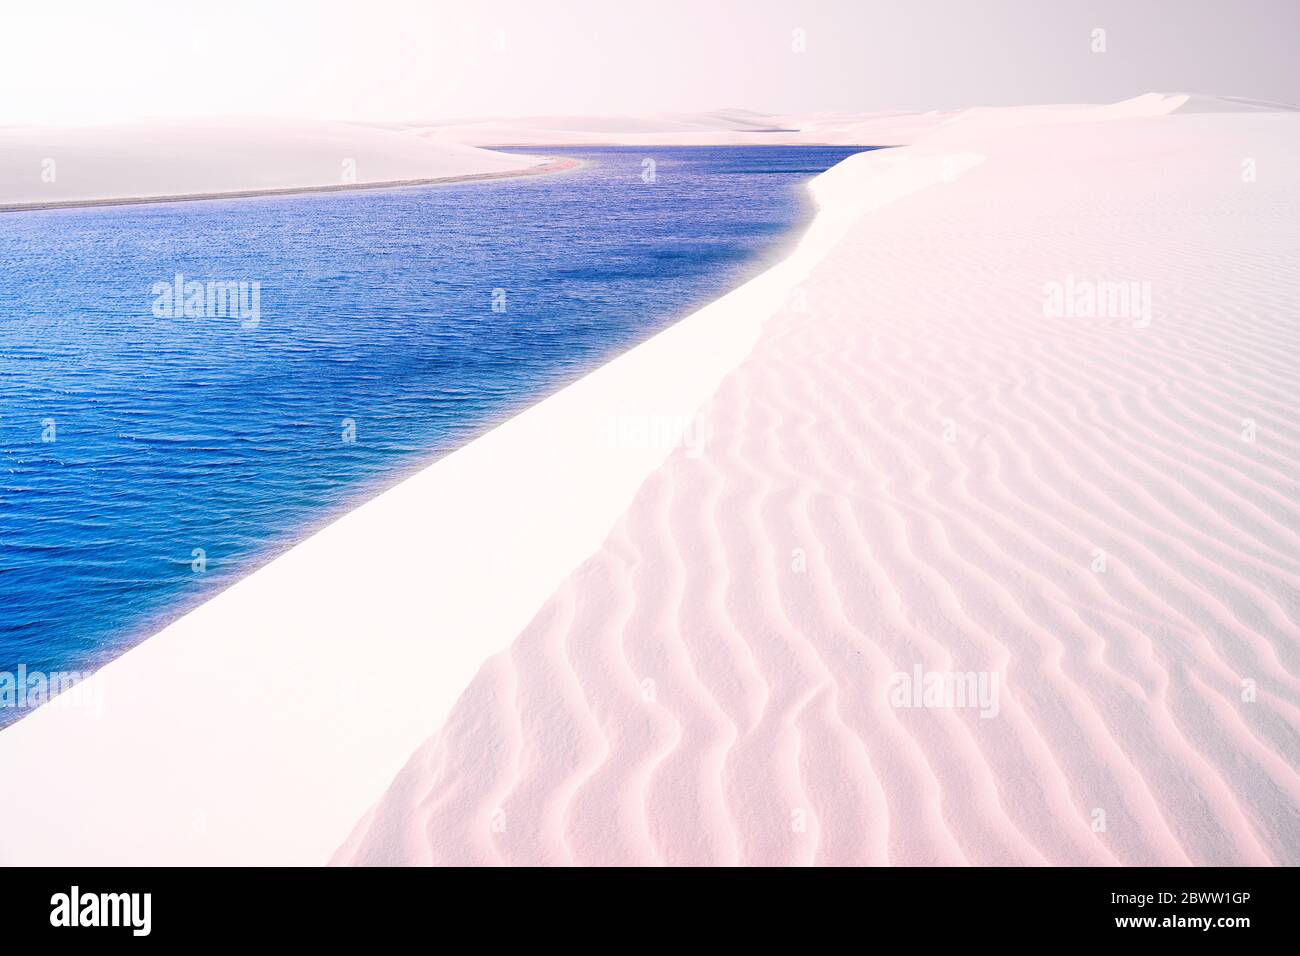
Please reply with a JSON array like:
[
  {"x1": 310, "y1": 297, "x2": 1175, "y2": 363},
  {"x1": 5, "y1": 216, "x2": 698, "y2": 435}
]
[{"x1": 4, "y1": 0, "x2": 1296, "y2": 126}]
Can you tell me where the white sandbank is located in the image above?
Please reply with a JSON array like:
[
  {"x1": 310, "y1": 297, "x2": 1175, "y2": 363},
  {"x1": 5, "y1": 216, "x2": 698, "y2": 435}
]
[
  {"x1": 338, "y1": 94, "x2": 1300, "y2": 865},
  {"x1": 3, "y1": 94, "x2": 1297, "y2": 866},
  {"x1": 0, "y1": 117, "x2": 547, "y2": 210}
]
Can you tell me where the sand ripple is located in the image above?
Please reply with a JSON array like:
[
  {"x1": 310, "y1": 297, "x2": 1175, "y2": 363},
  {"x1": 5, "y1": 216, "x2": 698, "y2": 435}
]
[{"x1": 337, "y1": 110, "x2": 1300, "y2": 866}]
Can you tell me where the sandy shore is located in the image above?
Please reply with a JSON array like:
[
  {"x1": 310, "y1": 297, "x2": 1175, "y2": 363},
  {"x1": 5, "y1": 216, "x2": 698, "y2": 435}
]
[
  {"x1": 0, "y1": 117, "x2": 554, "y2": 211},
  {"x1": 0, "y1": 157, "x2": 580, "y2": 213},
  {"x1": 2, "y1": 95, "x2": 1296, "y2": 866}
]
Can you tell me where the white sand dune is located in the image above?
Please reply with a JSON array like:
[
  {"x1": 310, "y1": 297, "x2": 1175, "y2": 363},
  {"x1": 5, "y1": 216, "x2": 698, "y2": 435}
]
[
  {"x1": 1174, "y1": 93, "x2": 1300, "y2": 114},
  {"x1": 413, "y1": 93, "x2": 1298, "y2": 151},
  {"x1": 412, "y1": 106, "x2": 885, "y2": 147},
  {"x1": 2, "y1": 95, "x2": 1296, "y2": 867},
  {"x1": 0, "y1": 117, "x2": 547, "y2": 210},
  {"x1": 417, "y1": 107, "x2": 789, "y2": 136},
  {"x1": 414, "y1": 94, "x2": 1205, "y2": 148},
  {"x1": 337, "y1": 100, "x2": 1300, "y2": 865}
]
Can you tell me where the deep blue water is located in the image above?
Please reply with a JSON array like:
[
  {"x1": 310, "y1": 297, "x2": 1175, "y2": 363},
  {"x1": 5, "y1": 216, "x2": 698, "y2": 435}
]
[{"x1": 0, "y1": 145, "x2": 867, "y2": 721}]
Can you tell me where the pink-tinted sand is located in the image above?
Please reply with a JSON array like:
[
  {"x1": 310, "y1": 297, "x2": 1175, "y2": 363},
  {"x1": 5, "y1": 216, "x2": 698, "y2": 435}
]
[{"x1": 337, "y1": 104, "x2": 1300, "y2": 865}]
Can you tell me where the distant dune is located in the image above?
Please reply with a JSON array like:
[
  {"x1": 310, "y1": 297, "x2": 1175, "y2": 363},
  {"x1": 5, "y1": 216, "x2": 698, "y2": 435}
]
[
  {"x1": 0, "y1": 118, "x2": 548, "y2": 210},
  {"x1": 411, "y1": 93, "x2": 1298, "y2": 148},
  {"x1": 7, "y1": 96, "x2": 1274, "y2": 212}
]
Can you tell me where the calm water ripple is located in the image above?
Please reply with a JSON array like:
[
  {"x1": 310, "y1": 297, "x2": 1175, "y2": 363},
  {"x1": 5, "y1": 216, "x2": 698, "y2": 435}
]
[{"x1": 0, "y1": 145, "x2": 869, "y2": 720}]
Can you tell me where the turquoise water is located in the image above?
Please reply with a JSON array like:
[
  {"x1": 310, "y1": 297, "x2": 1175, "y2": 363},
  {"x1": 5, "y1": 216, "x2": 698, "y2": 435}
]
[{"x1": 0, "y1": 145, "x2": 870, "y2": 721}]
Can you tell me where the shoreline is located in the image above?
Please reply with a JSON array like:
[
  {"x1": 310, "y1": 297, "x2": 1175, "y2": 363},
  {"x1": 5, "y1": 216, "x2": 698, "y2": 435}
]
[
  {"x1": 0, "y1": 146, "x2": 909, "y2": 865},
  {"x1": 0, "y1": 147, "x2": 842, "y2": 741},
  {"x1": 0, "y1": 156, "x2": 580, "y2": 214}
]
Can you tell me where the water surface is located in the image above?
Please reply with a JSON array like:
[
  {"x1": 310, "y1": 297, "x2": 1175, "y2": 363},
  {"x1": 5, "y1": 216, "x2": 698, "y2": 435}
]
[{"x1": 0, "y1": 145, "x2": 870, "y2": 719}]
